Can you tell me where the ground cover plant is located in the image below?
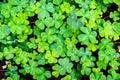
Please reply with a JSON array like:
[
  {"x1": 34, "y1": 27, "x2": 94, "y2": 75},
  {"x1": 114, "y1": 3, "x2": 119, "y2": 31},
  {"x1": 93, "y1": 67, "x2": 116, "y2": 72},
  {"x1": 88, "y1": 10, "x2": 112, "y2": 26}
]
[{"x1": 0, "y1": 0, "x2": 120, "y2": 80}]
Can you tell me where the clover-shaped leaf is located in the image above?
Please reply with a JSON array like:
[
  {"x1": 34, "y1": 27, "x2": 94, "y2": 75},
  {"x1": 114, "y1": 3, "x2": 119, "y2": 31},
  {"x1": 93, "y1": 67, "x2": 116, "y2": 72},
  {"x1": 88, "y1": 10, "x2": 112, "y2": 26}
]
[
  {"x1": 60, "y1": 2, "x2": 70, "y2": 13},
  {"x1": 3, "y1": 46, "x2": 14, "y2": 60},
  {"x1": 27, "y1": 38, "x2": 37, "y2": 49},
  {"x1": 78, "y1": 27, "x2": 98, "y2": 45},
  {"x1": 60, "y1": 25, "x2": 73, "y2": 38},
  {"x1": 61, "y1": 75, "x2": 71, "y2": 80},
  {"x1": 28, "y1": 51, "x2": 37, "y2": 60},
  {"x1": 109, "y1": 59, "x2": 120, "y2": 70},
  {"x1": 40, "y1": 28, "x2": 57, "y2": 44},
  {"x1": 45, "y1": 50, "x2": 57, "y2": 63},
  {"x1": 53, "y1": 0, "x2": 62, "y2": 5},
  {"x1": 75, "y1": 0, "x2": 91, "y2": 9},
  {"x1": 107, "y1": 70, "x2": 120, "y2": 80},
  {"x1": 46, "y1": 27, "x2": 57, "y2": 35},
  {"x1": 50, "y1": 42, "x2": 66, "y2": 57},
  {"x1": 69, "y1": 69, "x2": 81, "y2": 80},
  {"x1": 87, "y1": 43, "x2": 98, "y2": 51},
  {"x1": 53, "y1": 13, "x2": 63, "y2": 28},
  {"x1": 97, "y1": 48, "x2": 116, "y2": 69},
  {"x1": 81, "y1": 66, "x2": 91, "y2": 75},
  {"x1": 38, "y1": 10, "x2": 50, "y2": 19},
  {"x1": 8, "y1": 16, "x2": 31, "y2": 36},
  {"x1": 67, "y1": 11, "x2": 83, "y2": 28},
  {"x1": 52, "y1": 58, "x2": 73, "y2": 76},
  {"x1": 37, "y1": 41, "x2": 49, "y2": 53},
  {"x1": 52, "y1": 46, "x2": 63, "y2": 58},
  {"x1": 35, "y1": 19, "x2": 45, "y2": 30},
  {"x1": 34, "y1": 70, "x2": 51, "y2": 80},
  {"x1": 40, "y1": 32, "x2": 48, "y2": 42},
  {"x1": 21, "y1": 60, "x2": 51, "y2": 80},
  {"x1": 112, "y1": 22, "x2": 120, "y2": 34},
  {"x1": 6, "y1": 73, "x2": 20, "y2": 80},
  {"x1": 36, "y1": 53, "x2": 47, "y2": 65},
  {"x1": 5, "y1": 65, "x2": 18, "y2": 78},
  {"x1": 64, "y1": 38, "x2": 76, "y2": 50},
  {"x1": 98, "y1": 38, "x2": 113, "y2": 50},
  {"x1": 79, "y1": 47, "x2": 96, "y2": 75},
  {"x1": 103, "y1": 0, "x2": 113, "y2": 4},
  {"x1": 90, "y1": 68, "x2": 106, "y2": 80},
  {"x1": 1, "y1": 3, "x2": 12, "y2": 18},
  {"x1": 99, "y1": 21, "x2": 116, "y2": 39},
  {"x1": 46, "y1": 3, "x2": 55, "y2": 13},
  {"x1": 22, "y1": 60, "x2": 38, "y2": 74},
  {"x1": 0, "y1": 25, "x2": 10, "y2": 39},
  {"x1": 36, "y1": 16, "x2": 54, "y2": 29},
  {"x1": 110, "y1": 11, "x2": 119, "y2": 21},
  {"x1": 13, "y1": 47, "x2": 29, "y2": 64},
  {"x1": 79, "y1": 47, "x2": 92, "y2": 61},
  {"x1": 47, "y1": 35, "x2": 57, "y2": 44},
  {"x1": 30, "y1": 2, "x2": 40, "y2": 14},
  {"x1": 33, "y1": 67, "x2": 51, "y2": 80},
  {"x1": 67, "y1": 48, "x2": 81, "y2": 62},
  {"x1": 96, "y1": 60, "x2": 108, "y2": 70},
  {"x1": 44, "y1": 17, "x2": 54, "y2": 27}
]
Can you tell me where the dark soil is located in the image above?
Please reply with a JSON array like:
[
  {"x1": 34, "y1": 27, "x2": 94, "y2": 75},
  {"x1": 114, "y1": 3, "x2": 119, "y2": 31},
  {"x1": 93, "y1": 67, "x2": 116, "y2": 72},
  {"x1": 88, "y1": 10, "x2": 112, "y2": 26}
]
[
  {"x1": 101, "y1": 3, "x2": 118, "y2": 21},
  {"x1": 0, "y1": 60, "x2": 6, "y2": 79}
]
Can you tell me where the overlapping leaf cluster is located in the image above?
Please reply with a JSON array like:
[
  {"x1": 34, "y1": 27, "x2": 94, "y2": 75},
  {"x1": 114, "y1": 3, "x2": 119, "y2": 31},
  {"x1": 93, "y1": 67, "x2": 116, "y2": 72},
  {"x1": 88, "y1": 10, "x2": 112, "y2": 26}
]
[{"x1": 0, "y1": 0, "x2": 120, "y2": 80}]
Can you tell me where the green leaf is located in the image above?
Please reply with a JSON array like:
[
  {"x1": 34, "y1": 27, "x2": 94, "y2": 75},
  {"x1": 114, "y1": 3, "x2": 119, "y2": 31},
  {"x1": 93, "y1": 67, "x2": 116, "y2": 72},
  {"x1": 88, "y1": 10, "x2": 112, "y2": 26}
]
[
  {"x1": 1, "y1": 9, "x2": 10, "y2": 18},
  {"x1": 3, "y1": 46, "x2": 14, "y2": 60},
  {"x1": 78, "y1": 27, "x2": 98, "y2": 45},
  {"x1": 81, "y1": 66, "x2": 91, "y2": 75},
  {"x1": 98, "y1": 38, "x2": 113, "y2": 50},
  {"x1": 53, "y1": 0, "x2": 62, "y2": 5},
  {"x1": 60, "y1": 2, "x2": 70, "y2": 13},
  {"x1": 67, "y1": 48, "x2": 80, "y2": 62},
  {"x1": 36, "y1": 53, "x2": 46, "y2": 65},
  {"x1": 38, "y1": 10, "x2": 49, "y2": 19},
  {"x1": 44, "y1": 17, "x2": 54, "y2": 27},
  {"x1": 52, "y1": 70, "x2": 59, "y2": 78},
  {"x1": 97, "y1": 48, "x2": 116, "y2": 69},
  {"x1": 52, "y1": 58, "x2": 73, "y2": 76},
  {"x1": 109, "y1": 60, "x2": 120, "y2": 70},
  {"x1": 27, "y1": 38, "x2": 37, "y2": 49},
  {"x1": 79, "y1": 47, "x2": 96, "y2": 69},
  {"x1": 5, "y1": 65, "x2": 18, "y2": 77},
  {"x1": 0, "y1": 25, "x2": 10, "y2": 39},
  {"x1": 110, "y1": 11, "x2": 119, "y2": 21},
  {"x1": 87, "y1": 43, "x2": 98, "y2": 51},
  {"x1": 13, "y1": 48, "x2": 29, "y2": 64},
  {"x1": 40, "y1": 32, "x2": 48, "y2": 42},
  {"x1": 44, "y1": 71, "x2": 51, "y2": 78},
  {"x1": 48, "y1": 35, "x2": 57, "y2": 43},
  {"x1": 103, "y1": 0, "x2": 113, "y2": 4},
  {"x1": 46, "y1": 3, "x2": 55, "y2": 13},
  {"x1": 38, "y1": 41, "x2": 49, "y2": 53},
  {"x1": 35, "y1": 19, "x2": 45, "y2": 30},
  {"x1": 97, "y1": 60, "x2": 108, "y2": 70},
  {"x1": 45, "y1": 51, "x2": 57, "y2": 63},
  {"x1": 61, "y1": 75, "x2": 71, "y2": 80},
  {"x1": 99, "y1": 21, "x2": 115, "y2": 39},
  {"x1": 60, "y1": 25, "x2": 73, "y2": 38},
  {"x1": 90, "y1": 68, "x2": 106, "y2": 80},
  {"x1": 112, "y1": 22, "x2": 120, "y2": 34},
  {"x1": 53, "y1": 13, "x2": 63, "y2": 28},
  {"x1": 12, "y1": 74, "x2": 20, "y2": 80}
]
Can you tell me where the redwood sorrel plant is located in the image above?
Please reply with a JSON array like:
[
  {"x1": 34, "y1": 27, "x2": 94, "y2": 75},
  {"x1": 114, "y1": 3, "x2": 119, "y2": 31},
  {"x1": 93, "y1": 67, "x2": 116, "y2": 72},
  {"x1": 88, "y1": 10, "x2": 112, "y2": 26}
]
[{"x1": 0, "y1": 0, "x2": 120, "y2": 80}]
